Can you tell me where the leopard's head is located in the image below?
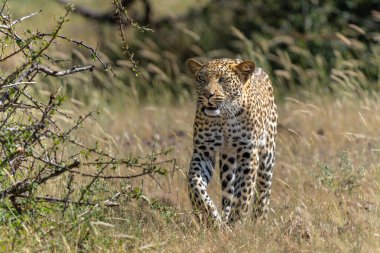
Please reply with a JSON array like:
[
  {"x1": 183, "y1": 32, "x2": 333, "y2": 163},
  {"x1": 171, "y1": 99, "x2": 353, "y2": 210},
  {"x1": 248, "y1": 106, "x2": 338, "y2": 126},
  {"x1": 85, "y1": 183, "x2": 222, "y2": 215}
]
[{"x1": 187, "y1": 58, "x2": 255, "y2": 117}]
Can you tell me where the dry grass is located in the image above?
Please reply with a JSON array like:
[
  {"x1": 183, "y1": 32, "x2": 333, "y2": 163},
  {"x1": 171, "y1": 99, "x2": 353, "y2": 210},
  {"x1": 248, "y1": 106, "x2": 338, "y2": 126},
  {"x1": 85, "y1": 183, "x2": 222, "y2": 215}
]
[
  {"x1": 1, "y1": 82, "x2": 379, "y2": 252},
  {"x1": 16, "y1": 91, "x2": 377, "y2": 252}
]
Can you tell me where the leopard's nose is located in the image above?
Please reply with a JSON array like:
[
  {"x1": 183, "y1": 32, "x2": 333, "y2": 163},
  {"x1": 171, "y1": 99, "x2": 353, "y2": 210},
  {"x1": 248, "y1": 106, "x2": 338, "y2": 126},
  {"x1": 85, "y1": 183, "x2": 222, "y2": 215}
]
[{"x1": 204, "y1": 92, "x2": 215, "y2": 99}]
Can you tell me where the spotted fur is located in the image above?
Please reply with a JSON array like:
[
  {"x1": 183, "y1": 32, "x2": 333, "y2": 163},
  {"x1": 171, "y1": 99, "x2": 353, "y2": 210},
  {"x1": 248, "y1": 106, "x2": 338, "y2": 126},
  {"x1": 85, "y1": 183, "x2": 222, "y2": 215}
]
[{"x1": 187, "y1": 58, "x2": 277, "y2": 225}]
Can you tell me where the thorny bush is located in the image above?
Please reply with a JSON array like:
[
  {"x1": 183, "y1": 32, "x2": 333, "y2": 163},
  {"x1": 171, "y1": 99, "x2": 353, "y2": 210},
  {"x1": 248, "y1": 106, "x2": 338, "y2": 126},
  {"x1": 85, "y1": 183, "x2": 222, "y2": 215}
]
[{"x1": 0, "y1": 1, "x2": 176, "y2": 242}]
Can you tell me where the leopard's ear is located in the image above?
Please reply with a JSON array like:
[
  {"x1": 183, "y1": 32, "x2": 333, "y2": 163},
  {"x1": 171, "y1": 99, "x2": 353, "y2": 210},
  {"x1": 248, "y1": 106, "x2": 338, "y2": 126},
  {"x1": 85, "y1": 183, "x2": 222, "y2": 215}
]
[
  {"x1": 186, "y1": 59, "x2": 203, "y2": 76},
  {"x1": 234, "y1": 60, "x2": 256, "y2": 82}
]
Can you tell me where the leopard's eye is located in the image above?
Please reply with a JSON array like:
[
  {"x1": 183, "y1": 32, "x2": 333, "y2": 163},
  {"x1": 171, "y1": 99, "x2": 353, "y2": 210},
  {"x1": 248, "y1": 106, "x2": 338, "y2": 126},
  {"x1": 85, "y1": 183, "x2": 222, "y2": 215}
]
[
  {"x1": 218, "y1": 76, "x2": 225, "y2": 83},
  {"x1": 196, "y1": 75, "x2": 206, "y2": 85}
]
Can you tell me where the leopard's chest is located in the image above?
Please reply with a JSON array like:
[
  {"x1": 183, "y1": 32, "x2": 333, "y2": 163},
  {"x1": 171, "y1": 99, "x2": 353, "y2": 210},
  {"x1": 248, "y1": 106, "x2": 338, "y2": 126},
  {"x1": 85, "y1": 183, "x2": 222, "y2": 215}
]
[
  {"x1": 194, "y1": 99, "x2": 268, "y2": 151},
  {"x1": 221, "y1": 115, "x2": 261, "y2": 150}
]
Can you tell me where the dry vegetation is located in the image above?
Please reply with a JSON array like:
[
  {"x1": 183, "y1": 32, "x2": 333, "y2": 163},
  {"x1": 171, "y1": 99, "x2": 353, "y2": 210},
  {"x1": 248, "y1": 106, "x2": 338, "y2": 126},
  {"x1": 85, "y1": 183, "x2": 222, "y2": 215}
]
[
  {"x1": 4, "y1": 93, "x2": 380, "y2": 252},
  {"x1": 1, "y1": 0, "x2": 380, "y2": 252},
  {"x1": 80, "y1": 94, "x2": 380, "y2": 252}
]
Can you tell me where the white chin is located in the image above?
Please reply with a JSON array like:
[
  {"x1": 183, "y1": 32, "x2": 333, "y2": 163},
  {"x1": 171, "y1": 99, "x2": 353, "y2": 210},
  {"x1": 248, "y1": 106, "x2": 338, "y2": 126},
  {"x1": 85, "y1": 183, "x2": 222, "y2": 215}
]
[{"x1": 204, "y1": 108, "x2": 221, "y2": 116}]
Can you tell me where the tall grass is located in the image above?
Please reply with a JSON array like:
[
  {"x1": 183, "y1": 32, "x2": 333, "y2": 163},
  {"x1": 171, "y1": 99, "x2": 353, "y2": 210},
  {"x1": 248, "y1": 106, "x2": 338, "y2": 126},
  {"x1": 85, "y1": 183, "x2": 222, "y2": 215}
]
[{"x1": 3, "y1": 90, "x2": 379, "y2": 252}]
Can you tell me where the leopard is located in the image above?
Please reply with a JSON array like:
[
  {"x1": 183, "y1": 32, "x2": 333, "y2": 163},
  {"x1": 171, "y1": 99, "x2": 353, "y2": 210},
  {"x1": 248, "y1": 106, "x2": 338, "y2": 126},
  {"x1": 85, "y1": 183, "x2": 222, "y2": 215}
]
[{"x1": 186, "y1": 58, "x2": 277, "y2": 225}]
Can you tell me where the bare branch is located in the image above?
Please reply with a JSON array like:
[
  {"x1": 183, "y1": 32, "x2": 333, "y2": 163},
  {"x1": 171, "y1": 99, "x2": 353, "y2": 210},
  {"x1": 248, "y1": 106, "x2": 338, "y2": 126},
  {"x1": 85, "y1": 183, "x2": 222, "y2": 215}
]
[
  {"x1": 11, "y1": 10, "x2": 41, "y2": 26},
  {"x1": 69, "y1": 169, "x2": 174, "y2": 180},
  {"x1": 36, "y1": 65, "x2": 94, "y2": 76},
  {"x1": 0, "y1": 2, "x2": 7, "y2": 15},
  {"x1": 0, "y1": 41, "x2": 33, "y2": 62},
  {"x1": 1, "y1": 7, "x2": 70, "y2": 86},
  {"x1": 0, "y1": 160, "x2": 80, "y2": 199},
  {"x1": 36, "y1": 33, "x2": 110, "y2": 71},
  {"x1": 2, "y1": 81, "x2": 36, "y2": 89},
  {"x1": 18, "y1": 194, "x2": 120, "y2": 207},
  {"x1": 15, "y1": 64, "x2": 38, "y2": 83}
]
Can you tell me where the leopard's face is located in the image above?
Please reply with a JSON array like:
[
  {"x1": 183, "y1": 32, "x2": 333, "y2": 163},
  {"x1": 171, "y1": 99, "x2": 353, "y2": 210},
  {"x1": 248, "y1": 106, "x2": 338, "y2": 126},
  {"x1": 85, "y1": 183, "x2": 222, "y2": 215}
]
[
  {"x1": 194, "y1": 66, "x2": 239, "y2": 117},
  {"x1": 187, "y1": 59, "x2": 255, "y2": 117}
]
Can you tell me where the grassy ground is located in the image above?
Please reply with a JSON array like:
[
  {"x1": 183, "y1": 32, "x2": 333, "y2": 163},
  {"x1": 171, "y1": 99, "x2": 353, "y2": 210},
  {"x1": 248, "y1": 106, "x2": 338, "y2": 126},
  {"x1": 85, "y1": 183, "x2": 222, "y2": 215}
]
[
  {"x1": 3, "y1": 89, "x2": 379, "y2": 252},
  {"x1": 92, "y1": 93, "x2": 380, "y2": 252}
]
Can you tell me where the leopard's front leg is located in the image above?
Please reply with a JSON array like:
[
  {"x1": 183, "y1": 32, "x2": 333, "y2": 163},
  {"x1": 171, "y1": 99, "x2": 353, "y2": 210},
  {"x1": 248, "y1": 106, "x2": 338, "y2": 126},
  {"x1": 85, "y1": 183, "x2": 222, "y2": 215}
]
[
  {"x1": 188, "y1": 149, "x2": 221, "y2": 224},
  {"x1": 188, "y1": 121, "x2": 223, "y2": 225}
]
